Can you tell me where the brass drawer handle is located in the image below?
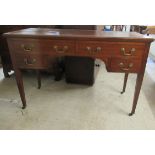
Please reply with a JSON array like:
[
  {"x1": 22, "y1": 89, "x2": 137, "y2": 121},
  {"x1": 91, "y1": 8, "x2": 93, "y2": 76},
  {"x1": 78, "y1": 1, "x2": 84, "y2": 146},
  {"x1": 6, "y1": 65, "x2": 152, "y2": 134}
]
[
  {"x1": 96, "y1": 47, "x2": 102, "y2": 52},
  {"x1": 24, "y1": 58, "x2": 36, "y2": 65},
  {"x1": 121, "y1": 48, "x2": 136, "y2": 56},
  {"x1": 86, "y1": 46, "x2": 102, "y2": 53},
  {"x1": 86, "y1": 46, "x2": 92, "y2": 53},
  {"x1": 53, "y1": 45, "x2": 68, "y2": 53},
  {"x1": 119, "y1": 62, "x2": 134, "y2": 71},
  {"x1": 21, "y1": 44, "x2": 34, "y2": 52}
]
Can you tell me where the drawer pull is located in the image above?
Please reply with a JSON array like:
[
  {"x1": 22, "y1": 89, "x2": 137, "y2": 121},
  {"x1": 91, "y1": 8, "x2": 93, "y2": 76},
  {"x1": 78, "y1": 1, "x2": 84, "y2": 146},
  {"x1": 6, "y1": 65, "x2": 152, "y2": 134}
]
[
  {"x1": 96, "y1": 47, "x2": 102, "y2": 52},
  {"x1": 119, "y1": 62, "x2": 134, "y2": 71},
  {"x1": 21, "y1": 44, "x2": 34, "y2": 52},
  {"x1": 24, "y1": 58, "x2": 36, "y2": 65},
  {"x1": 53, "y1": 45, "x2": 68, "y2": 53},
  {"x1": 86, "y1": 46, "x2": 92, "y2": 53},
  {"x1": 121, "y1": 48, "x2": 136, "y2": 56},
  {"x1": 86, "y1": 46, "x2": 101, "y2": 53}
]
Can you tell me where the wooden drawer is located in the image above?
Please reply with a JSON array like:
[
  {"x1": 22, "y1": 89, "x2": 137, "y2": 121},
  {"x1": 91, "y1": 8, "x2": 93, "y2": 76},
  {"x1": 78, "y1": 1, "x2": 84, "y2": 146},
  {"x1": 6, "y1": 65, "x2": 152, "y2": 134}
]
[
  {"x1": 108, "y1": 57, "x2": 142, "y2": 73},
  {"x1": 76, "y1": 41, "x2": 105, "y2": 57},
  {"x1": 107, "y1": 42, "x2": 145, "y2": 58},
  {"x1": 49, "y1": 40, "x2": 75, "y2": 56},
  {"x1": 15, "y1": 53, "x2": 48, "y2": 69},
  {"x1": 11, "y1": 39, "x2": 45, "y2": 53},
  {"x1": 77, "y1": 41, "x2": 145, "y2": 58},
  {"x1": 10, "y1": 38, "x2": 75, "y2": 55}
]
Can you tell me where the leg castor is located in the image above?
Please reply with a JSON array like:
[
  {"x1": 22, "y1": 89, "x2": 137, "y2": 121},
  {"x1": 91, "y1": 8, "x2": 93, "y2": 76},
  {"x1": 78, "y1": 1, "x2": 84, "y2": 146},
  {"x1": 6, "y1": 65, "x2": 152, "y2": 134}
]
[
  {"x1": 121, "y1": 90, "x2": 125, "y2": 94},
  {"x1": 22, "y1": 105, "x2": 26, "y2": 109},
  {"x1": 36, "y1": 70, "x2": 41, "y2": 89},
  {"x1": 128, "y1": 112, "x2": 135, "y2": 116}
]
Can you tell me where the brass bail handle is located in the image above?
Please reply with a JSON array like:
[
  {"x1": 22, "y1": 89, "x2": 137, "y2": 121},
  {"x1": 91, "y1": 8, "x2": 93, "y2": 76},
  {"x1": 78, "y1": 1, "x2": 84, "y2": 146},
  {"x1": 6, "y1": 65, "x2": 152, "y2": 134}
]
[
  {"x1": 21, "y1": 44, "x2": 33, "y2": 52},
  {"x1": 86, "y1": 46, "x2": 102, "y2": 54},
  {"x1": 121, "y1": 48, "x2": 136, "y2": 56},
  {"x1": 119, "y1": 62, "x2": 134, "y2": 71},
  {"x1": 24, "y1": 58, "x2": 36, "y2": 65},
  {"x1": 53, "y1": 45, "x2": 68, "y2": 53},
  {"x1": 96, "y1": 47, "x2": 102, "y2": 52},
  {"x1": 86, "y1": 46, "x2": 92, "y2": 53}
]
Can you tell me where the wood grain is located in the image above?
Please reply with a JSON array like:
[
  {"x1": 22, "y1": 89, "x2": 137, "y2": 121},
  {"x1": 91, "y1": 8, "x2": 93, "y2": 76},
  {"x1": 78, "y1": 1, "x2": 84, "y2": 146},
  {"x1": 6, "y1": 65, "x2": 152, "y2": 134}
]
[{"x1": 4, "y1": 28, "x2": 154, "y2": 115}]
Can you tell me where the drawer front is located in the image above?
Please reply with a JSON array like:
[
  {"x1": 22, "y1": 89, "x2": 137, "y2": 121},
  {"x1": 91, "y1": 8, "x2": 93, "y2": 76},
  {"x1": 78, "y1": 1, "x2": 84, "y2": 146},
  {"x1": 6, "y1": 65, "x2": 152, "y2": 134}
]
[
  {"x1": 49, "y1": 40, "x2": 75, "y2": 56},
  {"x1": 106, "y1": 42, "x2": 145, "y2": 58},
  {"x1": 10, "y1": 39, "x2": 75, "y2": 55},
  {"x1": 76, "y1": 41, "x2": 105, "y2": 57},
  {"x1": 11, "y1": 39, "x2": 45, "y2": 53},
  {"x1": 15, "y1": 53, "x2": 48, "y2": 69},
  {"x1": 108, "y1": 57, "x2": 142, "y2": 73},
  {"x1": 77, "y1": 41, "x2": 145, "y2": 58}
]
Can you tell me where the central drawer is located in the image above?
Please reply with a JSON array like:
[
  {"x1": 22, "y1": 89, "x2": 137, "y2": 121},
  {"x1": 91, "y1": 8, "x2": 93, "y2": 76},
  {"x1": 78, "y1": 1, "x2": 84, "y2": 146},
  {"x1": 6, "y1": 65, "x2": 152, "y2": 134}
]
[
  {"x1": 10, "y1": 38, "x2": 75, "y2": 55},
  {"x1": 76, "y1": 41, "x2": 106, "y2": 57}
]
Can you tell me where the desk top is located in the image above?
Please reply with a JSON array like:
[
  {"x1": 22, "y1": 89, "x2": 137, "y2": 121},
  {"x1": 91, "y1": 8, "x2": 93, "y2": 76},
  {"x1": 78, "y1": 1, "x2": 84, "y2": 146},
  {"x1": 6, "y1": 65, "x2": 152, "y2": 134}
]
[{"x1": 4, "y1": 28, "x2": 154, "y2": 42}]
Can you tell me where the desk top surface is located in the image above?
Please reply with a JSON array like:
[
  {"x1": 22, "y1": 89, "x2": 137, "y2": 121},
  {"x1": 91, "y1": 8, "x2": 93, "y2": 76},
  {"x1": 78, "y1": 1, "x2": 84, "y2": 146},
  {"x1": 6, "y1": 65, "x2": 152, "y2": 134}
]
[{"x1": 4, "y1": 28, "x2": 154, "y2": 42}]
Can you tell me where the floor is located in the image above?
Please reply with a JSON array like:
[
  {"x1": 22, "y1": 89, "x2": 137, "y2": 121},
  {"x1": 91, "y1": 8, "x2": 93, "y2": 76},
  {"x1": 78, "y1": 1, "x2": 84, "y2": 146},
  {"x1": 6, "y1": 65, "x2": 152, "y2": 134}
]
[
  {"x1": 0, "y1": 58, "x2": 155, "y2": 130},
  {"x1": 148, "y1": 35, "x2": 155, "y2": 60}
]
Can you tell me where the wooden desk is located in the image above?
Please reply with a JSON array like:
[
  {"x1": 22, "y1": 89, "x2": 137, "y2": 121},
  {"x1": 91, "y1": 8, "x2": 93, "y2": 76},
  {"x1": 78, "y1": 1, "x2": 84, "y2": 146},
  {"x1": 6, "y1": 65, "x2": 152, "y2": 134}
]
[
  {"x1": 0, "y1": 25, "x2": 95, "y2": 77},
  {"x1": 4, "y1": 28, "x2": 154, "y2": 116},
  {"x1": 0, "y1": 25, "x2": 55, "y2": 77}
]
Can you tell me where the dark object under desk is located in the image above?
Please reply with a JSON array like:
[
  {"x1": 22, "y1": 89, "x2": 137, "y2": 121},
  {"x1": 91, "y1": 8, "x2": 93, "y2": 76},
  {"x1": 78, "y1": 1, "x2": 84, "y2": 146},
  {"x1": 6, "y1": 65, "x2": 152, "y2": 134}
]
[{"x1": 65, "y1": 56, "x2": 100, "y2": 85}]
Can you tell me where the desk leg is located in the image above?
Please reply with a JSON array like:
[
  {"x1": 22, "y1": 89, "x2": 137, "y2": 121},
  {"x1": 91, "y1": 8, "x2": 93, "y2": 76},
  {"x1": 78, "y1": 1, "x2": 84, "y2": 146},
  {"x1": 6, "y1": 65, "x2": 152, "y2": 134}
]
[
  {"x1": 3, "y1": 67, "x2": 10, "y2": 78},
  {"x1": 36, "y1": 70, "x2": 41, "y2": 89},
  {"x1": 1, "y1": 56, "x2": 10, "y2": 78},
  {"x1": 121, "y1": 73, "x2": 128, "y2": 94},
  {"x1": 129, "y1": 73, "x2": 144, "y2": 116},
  {"x1": 15, "y1": 69, "x2": 26, "y2": 109}
]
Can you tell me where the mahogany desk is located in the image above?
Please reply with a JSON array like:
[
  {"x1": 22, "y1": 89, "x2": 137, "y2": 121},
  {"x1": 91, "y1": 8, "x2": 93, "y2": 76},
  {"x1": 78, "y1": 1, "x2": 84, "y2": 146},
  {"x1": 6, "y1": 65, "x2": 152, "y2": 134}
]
[{"x1": 4, "y1": 28, "x2": 154, "y2": 116}]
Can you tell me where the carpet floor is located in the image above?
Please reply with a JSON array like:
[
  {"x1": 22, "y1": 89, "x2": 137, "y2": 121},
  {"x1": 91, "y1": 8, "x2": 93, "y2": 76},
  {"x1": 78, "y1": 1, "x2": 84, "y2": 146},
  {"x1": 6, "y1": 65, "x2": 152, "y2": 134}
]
[{"x1": 0, "y1": 59, "x2": 155, "y2": 130}]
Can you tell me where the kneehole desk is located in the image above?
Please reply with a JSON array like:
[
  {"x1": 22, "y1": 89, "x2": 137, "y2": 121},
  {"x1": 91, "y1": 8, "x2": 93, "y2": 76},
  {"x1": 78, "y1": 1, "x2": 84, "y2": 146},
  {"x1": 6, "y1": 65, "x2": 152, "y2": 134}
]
[{"x1": 4, "y1": 28, "x2": 154, "y2": 116}]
